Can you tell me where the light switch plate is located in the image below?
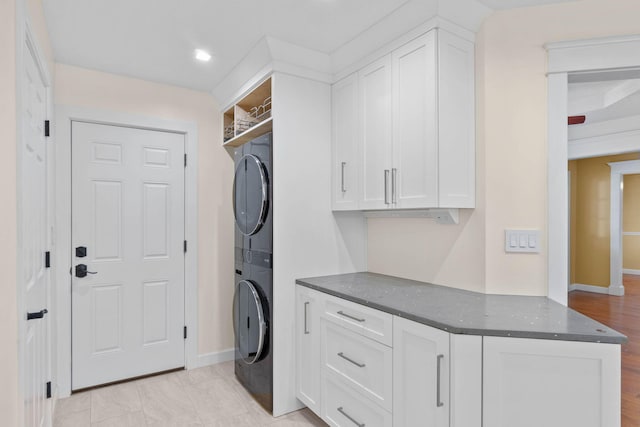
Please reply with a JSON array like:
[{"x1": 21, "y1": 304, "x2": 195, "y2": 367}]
[{"x1": 505, "y1": 229, "x2": 540, "y2": 253}]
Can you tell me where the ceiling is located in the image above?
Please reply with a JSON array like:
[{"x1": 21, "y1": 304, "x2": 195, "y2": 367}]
[{"x1": 43, "y1": 0, "x2": 581, "y2": 92}]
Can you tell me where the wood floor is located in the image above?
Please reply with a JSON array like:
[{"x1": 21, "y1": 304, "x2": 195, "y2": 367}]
[{"x1": 569, "y1": 274, "x2": 640, "y2": 427}]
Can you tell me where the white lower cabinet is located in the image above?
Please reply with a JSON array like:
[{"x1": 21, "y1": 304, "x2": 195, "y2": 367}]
[
  {"x1": 322, "y1": 375, "x2": 393, "y2": 427},
  {"x1": 295, "y1": 285, "x2": 620, "y2": 427},
  {"x1": 295, "y1": 286, "x2": 322, "y2": 413},
  {"x1": 393, "y1": 316, "x2": 450, "y2": 427},
  {"x1": 483, "y1": 336, "x2": 621, "y2": 427}
]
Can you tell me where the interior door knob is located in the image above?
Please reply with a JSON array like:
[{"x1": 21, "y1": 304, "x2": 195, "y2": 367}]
[{"x1": 75, "y1": 264, "x2": 97, "y2": 278}]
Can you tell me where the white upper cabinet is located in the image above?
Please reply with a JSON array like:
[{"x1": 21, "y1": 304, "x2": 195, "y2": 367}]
[
  {"x1": 332, "y1": 74, "x2": 360, "y2": 210},
  {"x1": 358, "y1": 56, "x2": 393, "y2": 210},
  {"x1": 392, "y1": 31, "x2": 439, "y2": 209},
  {"x1": 331, "y1": 28, "x2": 475, "y2": 211}
]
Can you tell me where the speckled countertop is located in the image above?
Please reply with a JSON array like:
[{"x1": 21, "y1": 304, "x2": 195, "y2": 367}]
[{"x1": 296, "y1": 272, "x2": 626, "y2": 344}]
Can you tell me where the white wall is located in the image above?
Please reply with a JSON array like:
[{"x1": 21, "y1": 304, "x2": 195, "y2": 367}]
[
  {"x1": 1, "y1": 0, "x2": 20, "y2": 424},
  {"x1": 368, "y1": 0, "x2": 640, "y2": 296},
  {"x1": 54, "y1": 64, "x2": 235, "y2": 356}
]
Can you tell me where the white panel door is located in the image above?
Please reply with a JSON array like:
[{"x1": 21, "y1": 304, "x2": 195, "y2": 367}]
[
  {"x1": 393, "y1": 316, "x2": 450, "y2": 427},
  {"x1": 332, "y1": 73, "x2": 360, "y2": 211},
  {"x1": 71, "y1": 122, "x2": 185, "y2": 389},
  {"x1": 392, "y1": 31, "x2": 438, "y2": 209},
  {"x1": 21, "y1": 37, "x2": 50, "y2": 427},
  {"x1": 483, "y1": 336, "x2": 621, "y2": 427},
  {"x1": 359, "y1": 55, "x2": 392, "y2": 210}
]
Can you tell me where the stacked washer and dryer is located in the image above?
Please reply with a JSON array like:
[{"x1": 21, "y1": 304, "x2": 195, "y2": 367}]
[{"x1": 232, "y1": 132, "x2": 273, "y2": 412}]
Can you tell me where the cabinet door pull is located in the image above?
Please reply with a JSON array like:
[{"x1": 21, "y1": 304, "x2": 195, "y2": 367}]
[
  {"x1": 341, "y1": 162, "x2": 347, "y2": 193},
  {"x1": 337, "y1": 352, "x2": 366, "y2": 368},
  {"x1": 391, "y1": 168, "x2": 397, "y2": 204},
  {"x1": 384, "y1": 169, "x2": 390, "y2": 205},
  {"x1": 337, "y1": 310, "x2": 365, "y2": 322},
  {"x1": 304, "y1": 302, "x2": 310, "y2": 334},
  {"x1": 437, "y1": 354, "x2": 444, "y2": 407},
  {"x1": 337, "y1": 406, "x2": 365, "y2": 427}
]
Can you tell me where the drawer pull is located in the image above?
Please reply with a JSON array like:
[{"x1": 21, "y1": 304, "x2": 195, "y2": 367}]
[
  {"x1": 304, "y1": 302, "x2": 310, "y2": 334},
  {"x1": 437, "y1": 354, "x2": 444, "y2": 408},
  {"x1": 337, "y1": 310, "x2": 365, "y2": 322},
  {"x1": 338, "y1": 352, "x2": 366, "y2": 368},
  {"x1": 337, "y1": 406, "x2": 365, "y2": 427}
]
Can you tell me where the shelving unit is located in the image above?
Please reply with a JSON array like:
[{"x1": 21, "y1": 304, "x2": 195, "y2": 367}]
[{"x1": 223, "y1": 77, "x2": 272, "y2": 147}]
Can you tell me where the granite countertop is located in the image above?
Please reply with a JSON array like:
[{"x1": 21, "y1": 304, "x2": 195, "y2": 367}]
[{"x1": 296, "y1": 272, "x2": 627, "y2": 344}]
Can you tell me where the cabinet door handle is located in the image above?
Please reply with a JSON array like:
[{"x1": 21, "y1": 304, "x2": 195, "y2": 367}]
[
  {"x1": 337, "y1": 310, "x2": 365, "y2": 322},
  {"x1": 341, "y1": 162, "x2": 347, "y2": 193},
  {"x1": 437, "y1": 354, "x2": 444, "y2": 407},
  {"x1": 337, "y1": 407, "x2": 365, "y2": 427},
  {"x1": 391, "y1": 168, "x2": 397, "y2": 204},
  {"x1": 304, "y1": 302, "x2": 310, "y2": 334},
  {"x1": 384, "y1": 169, "x2": 390, "y2": 205},
  {"x1": 337, "y1": 352, "x2": 366, "y2": 368}
]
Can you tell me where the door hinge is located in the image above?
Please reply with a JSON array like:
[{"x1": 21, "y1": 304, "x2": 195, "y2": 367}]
[
  {"x1": 184, "y1": 153, "x2": 187, "y2": 167},
  {"x1": 46, "y1": 381, "x2": 51, "y2": 399},
  {"x1": 45, "y1": 251, "x2": 50, "y2": 268},
  {"x1": 44, "y1": 120, "x2": 50, "y2": 137},
  {"x1": 184, "y1": 240, "x2": 187, "y2": 253},
  {"x1": 184, "y1": 326, "x2": 187, "y2": 339}
]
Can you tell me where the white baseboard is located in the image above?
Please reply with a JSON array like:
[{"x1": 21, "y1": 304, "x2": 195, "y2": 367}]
[
  {"x1": 623, "y1": 269, "x2": 640, "y2": 275},
  {"x1": 193, "y1": 348, "x2": 235, "y2": 369},
  {"x1": 569, "y1": 283, "x2": 624, "y2": 296}
]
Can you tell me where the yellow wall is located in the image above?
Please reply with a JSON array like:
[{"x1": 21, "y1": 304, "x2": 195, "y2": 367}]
[
  {"x1": 571, "y1": 154, "x2": 638, "y2": 287},
  {"x1": 368, "y1": 0, "x2": 640, "y2": 296},
  {"x1": 623, "y1": 174, "x2": 640, "y2": 270},
  {"x1": 55, "y1": 64, "x2": 235, "y2": 356},
  {"x1": 568, "y1": 160, "x2": 578, "y2": 284}
]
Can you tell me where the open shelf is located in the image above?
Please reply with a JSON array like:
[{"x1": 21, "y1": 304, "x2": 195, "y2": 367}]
[
  {"x1": 223, "y1": 117, "x2": 273, "y2": 147},
  {"x1": 223, "y1": 77, "x2": 272, "y2": 146}
]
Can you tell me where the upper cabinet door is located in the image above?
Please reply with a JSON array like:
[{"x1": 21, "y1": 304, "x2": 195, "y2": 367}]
[
  {"x1": 438, "y1": 30, "x2": 475, "y2": 208},
  {"x1": 332, "y1": 74, "x2": 360, "y2": 211},
  {"x1": 392, "y1": 32, "x2": 438, "y2": 209},
  {"x1": 359, "y1": 55, "x2": 393, "y2": 210}
]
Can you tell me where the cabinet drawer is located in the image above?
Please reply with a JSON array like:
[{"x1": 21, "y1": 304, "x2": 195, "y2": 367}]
[
  {"x1": 322, "y1": 375, "x2": 392, "y2": 427},
  {"x1": 323, "y1": 293, "x2": 392, "y2": 346},
  {"x1": 322, "y1": 319, "x2": 393, "y2": 411}
]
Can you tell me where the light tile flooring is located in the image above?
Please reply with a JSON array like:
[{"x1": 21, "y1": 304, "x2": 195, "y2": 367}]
[{"x1": 54, "y1": 361, "x2": 327, "y2": 427}]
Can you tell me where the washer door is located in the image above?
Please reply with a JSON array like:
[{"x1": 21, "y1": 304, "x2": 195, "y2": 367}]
[
  {"x1": 233, "y1": 154, "x2": 269, "y2": 236},
  {"x1": 233, "y1": 280, "x2": 267, "y2": 364}
]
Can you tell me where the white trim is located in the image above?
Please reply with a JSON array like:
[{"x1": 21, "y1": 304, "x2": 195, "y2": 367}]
[
  {"x1": 54, "y1": 105, "x2": 199, "y2": 398},
  {"x1": 569, "y1": 129, "x2": 640, "y2": 160},
  {"x1": 623, "y1": 269, "x2": 640, "y2": 275},
  {"x1": 623, "y1": 232, "x2": 640, "y2": 236},
  {"x1": 546, "y1": 36, "x2": 640, "y2": 305},
  {"x1": 194, "y1": 349, "x2": 235, "y2": 368},
  {"x1": 608, "y1": 160, "x2": 640, "y2": 299},
  {"x1": 546, "y1": 35, "x2": 640, "y2": 74},
  {"x1": 568, "y1": 283, "x2": 610, "y2": 294}
]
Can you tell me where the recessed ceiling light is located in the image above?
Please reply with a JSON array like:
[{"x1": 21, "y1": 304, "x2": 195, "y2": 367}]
[{"x1": 194, "y1": 49, "x2": 211, "y2": 62}]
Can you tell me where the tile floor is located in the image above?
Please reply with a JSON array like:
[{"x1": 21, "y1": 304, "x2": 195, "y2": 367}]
[{"x1": 53, "y1": 361, "x2": 327, "y2": 426}]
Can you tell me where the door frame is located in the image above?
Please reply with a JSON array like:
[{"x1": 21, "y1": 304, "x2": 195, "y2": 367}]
[
  {"x1": 16, "y1": 5, "x2": 53, "y2": 424},
  {"x1": 54, "y1": 106, "x2": 199, "y2": 397},
  {"x1": 546, "y1": 35, "x2": 640, "y2": 305}
]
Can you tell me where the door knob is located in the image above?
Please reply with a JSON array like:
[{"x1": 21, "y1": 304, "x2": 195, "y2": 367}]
[
  {"x1": 75, "y1": 264, "x2": 97, "y2": 278},
  {"x1": 27, "y1": 309, "x2": 48, "y2": 320}
]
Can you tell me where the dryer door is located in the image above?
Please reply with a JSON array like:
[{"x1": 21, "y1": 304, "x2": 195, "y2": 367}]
[
  {"x1": 233, "y1": 280, "x2": 267, "y2": 364},
  {"x1": 233, "y1": 154, "x2": 269, "y2": 236}
]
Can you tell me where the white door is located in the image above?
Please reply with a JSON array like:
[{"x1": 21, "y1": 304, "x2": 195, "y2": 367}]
[
  {"x1": 359, "y1": 55, "x2": 392, "y2": 210},
  {"x1": 295, "y1": 286, "x2": 321, "y2": 413},
  {"x1": 21, "y1": 35, "x2": 50, "y2": 427},
  {"x1": 71, "y1": 122, "x2": 185, "y2": 389},
  {"x1": 392, "y1": 32, "x2": 438, "y2": 209}
]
